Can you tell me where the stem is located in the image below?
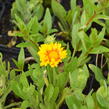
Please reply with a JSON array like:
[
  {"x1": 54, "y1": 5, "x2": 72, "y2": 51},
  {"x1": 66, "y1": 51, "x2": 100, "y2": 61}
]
[
  {"x1": 72, "y1": 49, "x2": 76, "y2": 57},
  {"x1": 4, "y1": 102, "x2": 21, "y2": 109},
  {"x1": 96, "y1": 54, "x2": 99, "y2": 67},
  {"x1": 43, "y1": 70, "x2": 49, "y2": 87},
  {"x1": 53, "y1": 68, "x2": 57, "y2": 85}
]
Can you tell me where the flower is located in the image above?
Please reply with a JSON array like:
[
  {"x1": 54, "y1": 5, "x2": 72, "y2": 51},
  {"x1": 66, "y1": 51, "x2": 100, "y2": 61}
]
[{"x1": 38, "y1": 43, "x2": 67, "y2": 67}]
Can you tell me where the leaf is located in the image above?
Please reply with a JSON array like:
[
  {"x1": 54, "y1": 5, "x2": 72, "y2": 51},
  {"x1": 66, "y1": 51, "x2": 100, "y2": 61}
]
[
  {"x1": 78, "y1": 30, "x2": 90, "y2": 51},
  {"x1": 10, "y1": 70, "x2": 16, "y2": 80},
  {"x1": 86, "y1": 94, "x2": 95, "y2": 109},
  {"x1": 15, "y1": 14, "x2": 26, "y2": 31},
  {"x1": 43, "y1": 8, "x2": 52, "y2": 34},
  {"x1": 81, "y1": 10, "x2": 87, "y2": 26},
  {"x1": 52, "y1": 0, "x2": 66, "y2": 19},
  {"x1": 33, "y1": 4, "x2": 44, "y2": 20},
  {"x1": 44, "y1": 84, "x2": 54, "y2": 102},
  {"x1": 89, "y1": 64, "x2": 105, "y2": 83},
  {"x1": 69, "y1": 65, "x2": 89, "y2": 90},
  {"x1": 90, "y1": 28, "x2": 105, "y2": 47},
  {"x1": 11, "y1": 80, "x2": 24, "y2": 99},
  {"x1": 16, "y1": 42, "x2": 32, "y2": 47},
  {"x1": 71, "y1": 23, "x2": 81, "y2": 50},
  {"x1": 90, "y1": 46, "x2": 109, "y2": 54},
  {"x1": 18, "y1": 48, "x2": 25, "y2": 70},
  {"x1": 21, "y1": 100, "x2": 30, "y2": 109},
  {"x1": 64, "y1": 57, "x2": 78, "y2": 73},
  {"x1": 56, "y1": 72, "x2": 68, "y2": 90},
  {"x1": 70, "y1": 0, "x2": 76, "y2": 10},
  {"x1": 20, "y1": 73, "x2": 29, "y2": 88},
  {"x1": 27, "y1": 16, "x2": 40, "y2": 33},
  {"x1": 66, "y1": 95, "x2": 78, "y2": 109},
  {"x1": 52, "y1": 0, "x2": 68, "y2": 30},
  {"x1": 51, "y1": 87, "x2": 59, "y2": 102},
  {"x1": 96, "y1": 81, "x2": 109, "y2": 108}
]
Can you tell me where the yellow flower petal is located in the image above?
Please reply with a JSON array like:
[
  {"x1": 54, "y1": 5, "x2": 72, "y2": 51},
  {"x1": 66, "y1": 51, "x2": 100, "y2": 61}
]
[{"x1": 38, "y1": 43, "x2": 67, "y2": 67}]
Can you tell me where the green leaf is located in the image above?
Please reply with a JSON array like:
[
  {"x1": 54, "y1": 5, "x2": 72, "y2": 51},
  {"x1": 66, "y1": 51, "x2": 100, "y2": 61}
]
[
  {"x1": 78, "y1": 31, "x2": 90, "y2": 51},
  {"x1": 10, "y1": 70, "x2": 16, "y2": 80},
  {"x1": 44, "y1": 84, "x2": 54, "y2": 102},
  {"x1": 86, "y1": 94, "x2": 95, "y2": 109},
  {"x1": 43, "y1": 8, "x2": 52, "y2": 34},
  {"x1": 56, "y1": 72, "x2": 68, "y2": 90},
  {"x1": 90, "y1": 46, "x2": 109, "y2": 54},
  {"x1": 89, "y1": 28, "x2": 105, "y2": 47},
  {"x1": 71, "y1": 23, "x2": 81, "y2": 50},
  {"x1": 70, "y1": 0, "x2": 76, "y2": 10},
  {"x1": 81, "y1": 10, "x2": 87, "y2": 26},
  {"x1": 96, "y1": 81, "x2": 109, "y2": 108},
  {"x1": 15, "y1": 14, "x2": 26, "y2": 31},
  {"x1": 21, "y1": 100, "x2": 30, "y2": 109},
  {"x1": 66, "y1": 95, "x2": 78, "y2": 109},
  {"x1": 27, "y1": 16, "x2": 40, "y2": 33},
  {"x1": 52, "y1": 0, "x2": 66, "y2": 19},
  {"x1": 16, "y1": 42, "x2": 32, "y2": 47},
  {"x1": 18, "y1": 48, "x2": 25, "y2": 70},
  {"x1": 64, "y1": 57, "x2": 78, "y2": 73},
  {"x1": 52, "y1": 0, "x2": 68, "y2": 30},
  {"x1": 20, "y1": 73, "x2": 29, "y2": 88},
  {"x1": 11, "y1": 80, "x2": 24, "y2": 99},
  {"x1": 69, "y1": 65, "x2": 89, "y2": 90},
  {"x1": 51, "y1": 87, "x2": 59, "y2": 102},
  {"x1": 89, "y1": 64, "x2": 105, "y2": 83}
]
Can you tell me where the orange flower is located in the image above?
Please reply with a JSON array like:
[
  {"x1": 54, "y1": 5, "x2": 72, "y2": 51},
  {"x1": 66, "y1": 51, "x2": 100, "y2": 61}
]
[{"x1": 38, "y1": 43, "x2": 67, "y2": 67}]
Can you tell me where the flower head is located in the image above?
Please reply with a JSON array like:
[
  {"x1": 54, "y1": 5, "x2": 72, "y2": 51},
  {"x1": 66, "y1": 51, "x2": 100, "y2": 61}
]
[{"x1": 38, "y1": 43, "x2": 67, "y2": 67}]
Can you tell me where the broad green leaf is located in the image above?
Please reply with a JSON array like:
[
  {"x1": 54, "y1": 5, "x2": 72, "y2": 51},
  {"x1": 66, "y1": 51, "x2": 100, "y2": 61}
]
[
  {"x1": 18, "y1": 48, "x2": 25, "y2": 70},
  {"x1": 16, "y1": 42, "x2": 32, "y2": 47},
  {"x1": 66, "y1": 90, "x2": 85, "y2": 109},
  {"x1": 64, "y1": 57, "x2": 78, "y2": 73},
  {"x1": 21, "y1": 100, "x2": 30, "y2": 109},
  {"x1": 90, "y1": 46, "x2": 109, "y2": 54},
  {"x1": 10, "y1": 70, "x2": 16, "y2": 80},
  {"x1": 11, "y1": 80, "x2": 24, "y2": 99},
  {"x1": 52, "y1": 0, "x2": 66, "y2": 19},
  {"x1": 89, "y1": 64, "x2": 105, "y2": 83},
  {"x1": 52, "y1": 0, "x2": 68, "y2": 30},
  {"x1": 70, "y1": 0, "x2": 76, "y2": 10},
  {"x1": 96, "y1": 81, "x2": 109, "y2": 108},
  {"x1": 78, "y1": 31, "x2": 91, "y2": 51},
  {"x1": 27, "y1": 16, "x2": 40, "y2": 33},
  {"x1": 15, "y1": 14, "x2": 26, "y2": 31},
  {"x1": 20, "y1": 73, "x2": 29, "y2": 88},
  {"x1": 86, "y1": 94, "x2": 95, "y2": 109},
  {"x1": 66, "y1": 95, "x2": 78, "y2": 109},
  {"x1": 44, "y1": 84, "x2": 54, "y2": 102},
  {"x1": 51, "y1": 87, "x2": 59, "y2": 102},
  {"x1": 81, "y1": 10, "x2": 87, "y2": 26},
  {"x1": 56, "y1": 72, "x2": 68, "y2": 90},
  {"x1": 71, "y1": 23, "x2": 80, "y2": 50},
  {"x1": 33, "y1": 4, "x2": 44, "y2": 20},
  {"x1": 70, "y1": 65, "x2": 89, "y2": 90},
  {"x1": 83, "y1": 0, "x2": 95, "y2": 18},
  {"x1": 43, "y1": 8, "x2": 52, "y2": 34}
]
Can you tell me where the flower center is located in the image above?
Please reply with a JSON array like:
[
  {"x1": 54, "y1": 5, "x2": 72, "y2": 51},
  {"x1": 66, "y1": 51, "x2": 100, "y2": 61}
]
[{"x1": 47, "y1": 50, "x2": 60, "y2": 61}]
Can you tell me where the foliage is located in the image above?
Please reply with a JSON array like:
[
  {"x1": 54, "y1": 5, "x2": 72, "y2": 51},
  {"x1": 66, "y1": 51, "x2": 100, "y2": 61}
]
[{"x1": 1, "y1": 0, "x2": 109, "y2": 109}]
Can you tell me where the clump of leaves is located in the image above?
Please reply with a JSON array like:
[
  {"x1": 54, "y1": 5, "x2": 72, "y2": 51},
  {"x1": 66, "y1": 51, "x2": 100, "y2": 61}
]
[{"x1": 2, "y1": 0, "x2": 109, "y2": 109}]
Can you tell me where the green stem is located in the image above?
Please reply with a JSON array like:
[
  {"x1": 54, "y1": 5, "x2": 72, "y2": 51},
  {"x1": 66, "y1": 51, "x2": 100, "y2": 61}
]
[
  {"x1": 53, "y1": 68, "x2": 57, "y2": 85},
  {"x1": 4, "y1": 102, "x2": 21, "y2": 109}
]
